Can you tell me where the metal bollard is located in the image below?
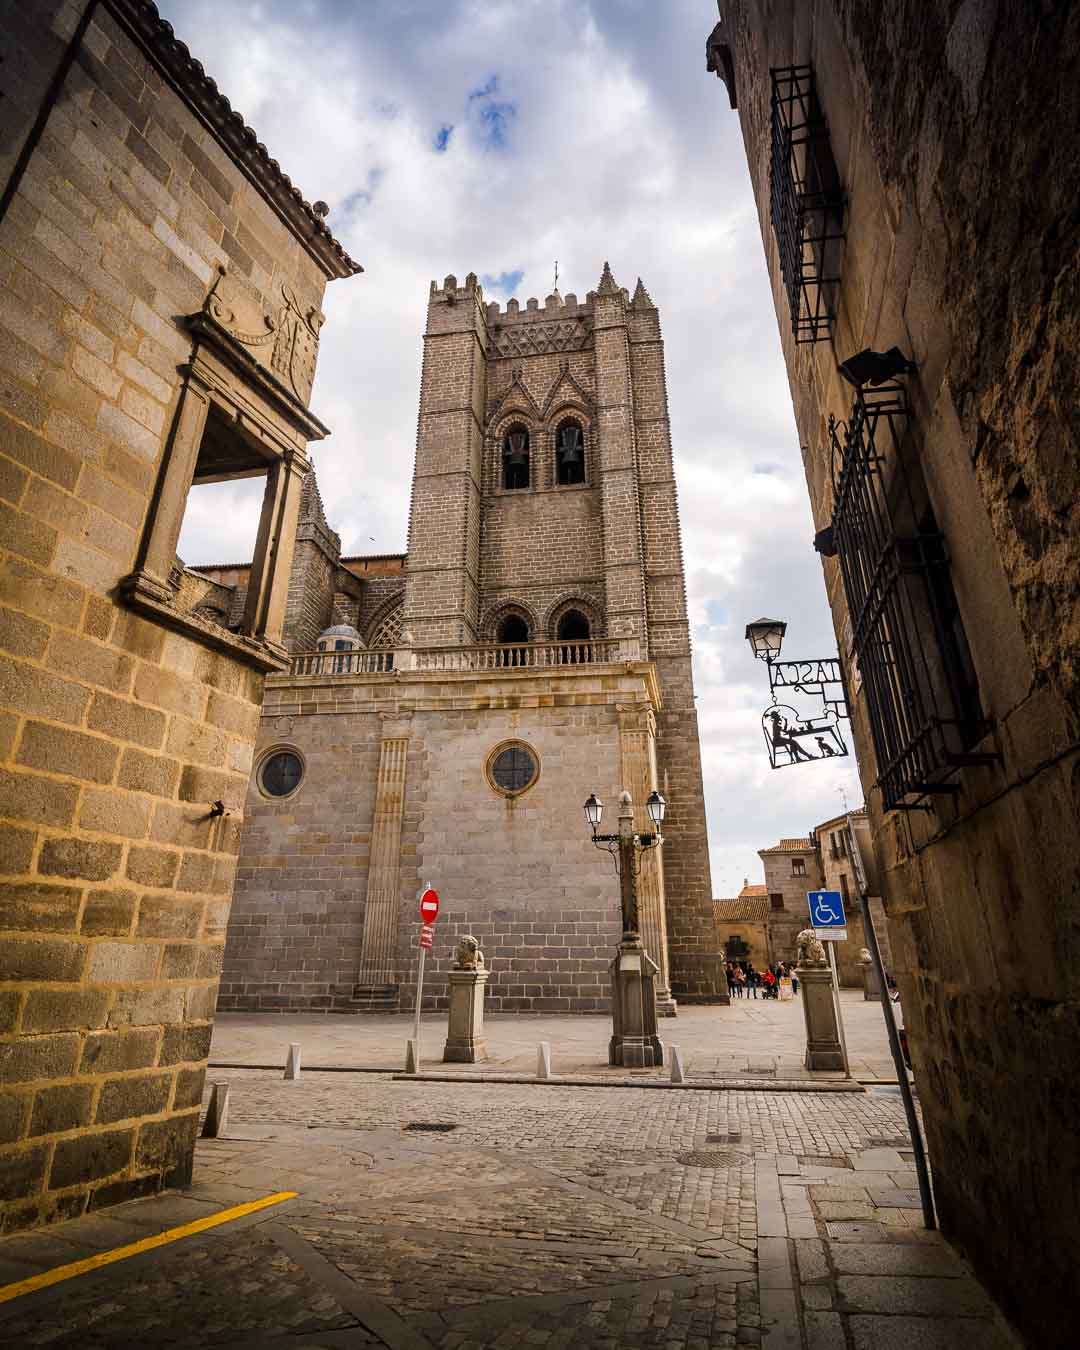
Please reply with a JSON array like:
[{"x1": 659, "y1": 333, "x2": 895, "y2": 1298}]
[
  {"x1": 284, "y1": 1042, "x2": 301, "y2": 1080},
  {"x1": 405, "y1": 1038, "x2": 418, "y2": 1074},
  {"x1": 201, "y1": 1081, "x2": 230, "y2": 1137},
  {"x1": 537, "y1": 1041, "x2": 552, "y2": 1080}
]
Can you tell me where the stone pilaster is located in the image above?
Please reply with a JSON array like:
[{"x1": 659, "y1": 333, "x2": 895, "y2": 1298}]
[
  {"x1": 618, "y1": 702, "x2": 675, "y2": 1014},
  {"x1": 354, "y1": 727, "x2": 410, "y2": 1005}
]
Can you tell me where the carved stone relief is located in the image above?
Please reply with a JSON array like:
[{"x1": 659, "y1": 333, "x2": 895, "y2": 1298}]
[
  {"x1": 492, "y1": 316, "x2": 593, "y2": 359},
  {"x1": 203, "y1": 266, "x2": 325, "y2": 403}
]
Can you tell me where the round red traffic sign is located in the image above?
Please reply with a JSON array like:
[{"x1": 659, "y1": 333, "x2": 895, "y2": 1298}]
[{"x1": 419, "y1": 887, "x2": 439, "y2": 923}]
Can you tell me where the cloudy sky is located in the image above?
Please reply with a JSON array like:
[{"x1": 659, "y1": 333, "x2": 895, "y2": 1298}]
[{"x1": 167, "y1": 0, "x2": 862, "y2": 896}]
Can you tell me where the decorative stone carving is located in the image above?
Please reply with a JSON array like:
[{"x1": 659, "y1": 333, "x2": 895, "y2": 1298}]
[
  {"x1": 859, "y1": 947, "x2": 873, "y2": 965},
  {"x1": 203, "y1": 265, "x2": 325, "y2": 403},
  {"x1": 454, "y1": 935, "x2": 485, "y2": 970},
  {"x1": 492, "y1": 316, "x2": 593, "y2": 359},
  {"x1": 796, "y1": 928, "x2": 828, "y2": 967}
]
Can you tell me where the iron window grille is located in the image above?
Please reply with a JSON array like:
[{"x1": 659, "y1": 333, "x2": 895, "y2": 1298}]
[
  {"x1": 769, "y1": 66, "x2": 845, "y2": 343},
  {"x1": 829, "y1": 382, "x2": 995, "y2": 811}
]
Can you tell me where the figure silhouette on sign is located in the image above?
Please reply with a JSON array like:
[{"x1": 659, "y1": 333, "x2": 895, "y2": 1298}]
[
  {"x1": 768, "y1": 710, "x2": 814, "y2": 762},
  {"x1": 762, "y1": 704, "x2": 848, "y2": 769}
]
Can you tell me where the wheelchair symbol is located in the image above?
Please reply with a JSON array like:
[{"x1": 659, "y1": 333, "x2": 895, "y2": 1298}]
[{"x1": 812, "y1": 896, "x2": 841, "y2": 923}]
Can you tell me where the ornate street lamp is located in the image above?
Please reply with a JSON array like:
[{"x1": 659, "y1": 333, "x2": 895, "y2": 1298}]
[
  {"x1": 584, "y1": 788, "x2": 665, "y2": 1068},
  {"x1": 745, "y1": 618, "x2": 850, "y2": 769},
  {"x1": 744, "y1": 617, "x2": 787, "y2": 664}
]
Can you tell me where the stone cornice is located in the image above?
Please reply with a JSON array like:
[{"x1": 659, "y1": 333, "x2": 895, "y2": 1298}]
[
  {"x1": 104, "y1": 0, "x2": 362, "y2": 280},
  {"x1": 264, "y1": 660, "x2": 664, "y2": 713}
]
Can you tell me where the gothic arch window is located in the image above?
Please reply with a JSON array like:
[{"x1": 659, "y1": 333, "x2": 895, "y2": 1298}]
[
  {"x1": 555, "y1": 418, "x2": 586, "y2": 486},
  {"x1": 368, "y1": 602, "x2": 403, "y2": 649},
  {"x1": 497, "y1": 613, "x2": 530, "y2": 644},
  {"x1": 557, "y1": 609, "x2": 590, "y2": 641},
  {"x1": 502, "y1": 424, "x2": 530, "y2": 490}
]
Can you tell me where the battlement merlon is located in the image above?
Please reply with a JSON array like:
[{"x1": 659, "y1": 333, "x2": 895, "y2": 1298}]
[{"x1": 427, "y1": 265, "x2": 659, "y2": 328}]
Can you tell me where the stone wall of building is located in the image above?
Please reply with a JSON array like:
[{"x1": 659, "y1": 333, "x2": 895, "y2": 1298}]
[
  {"x1": 716, "y1": 4, "x2": 1080, "y2": 1342},
  {"x1": 0, "y1": 0, "x2": 356, "y2": 1229},
  {"x1": 219, "y1": 664, "x2": 664, "y2": 1013}
]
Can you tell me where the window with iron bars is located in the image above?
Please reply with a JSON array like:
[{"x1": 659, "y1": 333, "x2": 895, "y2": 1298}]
[
  {"x1": 829, "y1": 382, "x2": 995, "y2": 811},
  {"x1": 769, "y1": 66, "x2": 845, "y2": 343}
]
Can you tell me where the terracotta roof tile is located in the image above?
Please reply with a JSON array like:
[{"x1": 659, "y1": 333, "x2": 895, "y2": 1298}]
[
  {"x1": 759, "y1": 837, "x2": 814, "y2": 854},
  {"x1": 714, "y1": 895, "x2": 770, "y2": 922},
  {"x1": 739, "y1": 883, "x2": 767, "y2": 897}
]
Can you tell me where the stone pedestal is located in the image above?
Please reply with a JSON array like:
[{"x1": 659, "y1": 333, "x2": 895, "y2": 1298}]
[
  {"x1": 861, "y1": 959, "x2": 881, "y2": 1001},
  {"x1": 609, "y1": 944, "x2": 664, "y2": 1068},
  {"x1": 442, "y1": 969, "x2": 489, "y2": 1063},
  {"x1": 797, "y1": 964, "x2": 845, "y2": 1071}
]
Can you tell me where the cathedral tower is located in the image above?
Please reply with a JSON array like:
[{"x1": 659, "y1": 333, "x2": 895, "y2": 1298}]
[{"x1": 219, "y1": 266, "x2": 727, "y2": 1012}]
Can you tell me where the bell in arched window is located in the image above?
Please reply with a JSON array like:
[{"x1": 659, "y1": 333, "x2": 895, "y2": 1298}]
[
  {"x1": 504, "y1": 430, "x2": 529, "y2": 465},
  {"x1": 556, "y1": 423, "x2": 585, "y2": 485},
  {"x1": 503, "y1": 428, "x2": 529, "y2": 489}
]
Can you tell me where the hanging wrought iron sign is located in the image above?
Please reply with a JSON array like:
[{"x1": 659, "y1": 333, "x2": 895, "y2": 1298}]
[{"x1": 745, "y1": 620, "x2": 850, "y2": 770}]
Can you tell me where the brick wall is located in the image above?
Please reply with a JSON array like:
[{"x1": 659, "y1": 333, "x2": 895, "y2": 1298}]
[{"x1": 0, "y1": 1, "x2": 352, "y2": 1229}]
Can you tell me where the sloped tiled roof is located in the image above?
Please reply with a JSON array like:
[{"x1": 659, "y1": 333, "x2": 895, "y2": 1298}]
[
  {"x1": 714, "y1": 895, "x2": 770, "y2": 922},
  {"x1": 739, "y1": 883, "x2": 767, "y2": 898},
  {"x1": 759, "y1": 837, "x2": 814, "y2": 854}
]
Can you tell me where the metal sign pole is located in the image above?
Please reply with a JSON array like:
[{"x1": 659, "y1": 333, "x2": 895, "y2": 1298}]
[
  {"x1": 826, "y1": 940, "x2": 850, "y2": 1076},
  {"x1": 413, "y1": 945, "x2": 426, "y2": 1069},
  {"x1": 845, "y1": 818, "x2": 936, "y2": 1230}
]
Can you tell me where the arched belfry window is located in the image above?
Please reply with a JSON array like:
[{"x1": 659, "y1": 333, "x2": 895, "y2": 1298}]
[
  {"x1": 497, "y1": 614, "x2": 530, "y2": 644},
  {"x1": 503, "y1": 425, "x2": 530, "y2": 490},
  {"x1": 556, "y1": 420, "x2": 585, "y2": 486},
  {"x1": 557, "y1": 609, "x2": 590, "y2": 641}
]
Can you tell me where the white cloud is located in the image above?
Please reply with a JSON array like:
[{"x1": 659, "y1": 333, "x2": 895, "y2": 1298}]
[{"x1": 163, "y1": 0, "x2": 862, "y2": 890}]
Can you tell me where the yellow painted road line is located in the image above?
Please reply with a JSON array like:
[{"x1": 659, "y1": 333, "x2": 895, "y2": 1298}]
[{"x1": 0, "y1": 1189, "x2": 298, "y2": 1305}]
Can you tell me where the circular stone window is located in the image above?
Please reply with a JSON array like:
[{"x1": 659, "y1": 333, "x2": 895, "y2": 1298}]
[
  {"x1": 486, "y1": 741, "x2": 539, "y2": 797},
  {"x1": 259, "y1": 749, "x2": 304, "y2": 798}
]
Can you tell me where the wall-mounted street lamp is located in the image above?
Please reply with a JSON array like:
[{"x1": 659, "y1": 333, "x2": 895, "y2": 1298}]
[
  {"x1": 745, "y1": 618, "x2": 850, "y2": 769},
  {"x1": 584, "y1": 789, "x2": 666, "y2": 1068}
]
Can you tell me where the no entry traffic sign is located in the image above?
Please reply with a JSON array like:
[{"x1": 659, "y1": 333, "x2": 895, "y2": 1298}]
[{"x1": 419, "y1": 887, "x2": 440, "y2": 923}]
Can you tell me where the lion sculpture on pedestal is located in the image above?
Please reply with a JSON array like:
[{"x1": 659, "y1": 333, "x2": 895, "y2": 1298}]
[
  {"x1": 795, "y1": 928, "x2": 828, "y2": 968},
  {"x1": 453, "y1": 935, "x2": 485, "y2": 970}
]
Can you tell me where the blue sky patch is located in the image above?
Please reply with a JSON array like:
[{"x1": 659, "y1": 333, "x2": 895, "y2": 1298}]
[
  {"x1": 467, "y1": 74, "x2": 516, "y2": 150},
  {"x1": 480, "y1": 269, "x2": 524, "y2": 296},
  {"x1": 434, "y1": 124, "x2": 454, "y2": 152},
  {"x1": 341, "y1": 166, "x2": 384, "y2": 213}
]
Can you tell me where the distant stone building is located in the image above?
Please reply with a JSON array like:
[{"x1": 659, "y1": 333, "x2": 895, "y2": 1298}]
[
  {"x1": 708, "y1": 4, "x2": 1080, "y2": 1343},
  {"x1": 0, "y1": 1, "x2": 357, "y2": 1229},
  {"x1": 712, "y1": 886, "x2": 770, "y2": 971},
  {"x1": 211, "y1": 267, "x2": 727, "y2": 1014}
]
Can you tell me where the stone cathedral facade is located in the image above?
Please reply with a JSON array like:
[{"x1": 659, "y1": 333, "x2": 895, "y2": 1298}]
[{"x1": 210, "y1": 266, "x2": 727, "y2": 1013}]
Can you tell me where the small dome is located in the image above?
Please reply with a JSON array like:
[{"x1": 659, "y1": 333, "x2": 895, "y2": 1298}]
[{"x1": 316, "y1": 623, "x2": 363, "y2": 652}]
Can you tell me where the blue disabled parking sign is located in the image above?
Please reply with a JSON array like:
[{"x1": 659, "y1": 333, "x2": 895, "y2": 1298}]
[{"x1": 807, "y1": 890, "x2": 847, "y2": 940}]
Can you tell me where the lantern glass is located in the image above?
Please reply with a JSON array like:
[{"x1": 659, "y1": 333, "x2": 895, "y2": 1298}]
[
  {"x1": 583, "y1": 793, "x2": 603, "y2": 830},
  {"x1": 646, "y1": 790, "x2": 666, "y2": 828},
  {"x1": 744, "y1": 617, "x2": 787, "y2": 661}
]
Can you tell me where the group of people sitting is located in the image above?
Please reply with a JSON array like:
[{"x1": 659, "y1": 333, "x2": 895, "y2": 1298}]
[{"x1": 725, "y1": 959, "x2": 798, "y2": 998}]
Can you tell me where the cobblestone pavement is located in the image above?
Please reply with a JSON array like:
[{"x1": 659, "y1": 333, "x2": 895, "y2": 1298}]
[
  {"x1": 209, "y1": 992, "x2": 899, "y2": 1082},
  {"x1": 0, "y1": 1073, "x2": 1020, "y2": 1348}
]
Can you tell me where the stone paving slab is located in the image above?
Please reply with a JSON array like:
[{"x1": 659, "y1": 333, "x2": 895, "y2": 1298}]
[
  {"x1": 209, "y1": 992, "x2": 900, "y2": 1084},
  {"x1": 0, "y1": 1071, "x2": 1020, "y2": 1350}
]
